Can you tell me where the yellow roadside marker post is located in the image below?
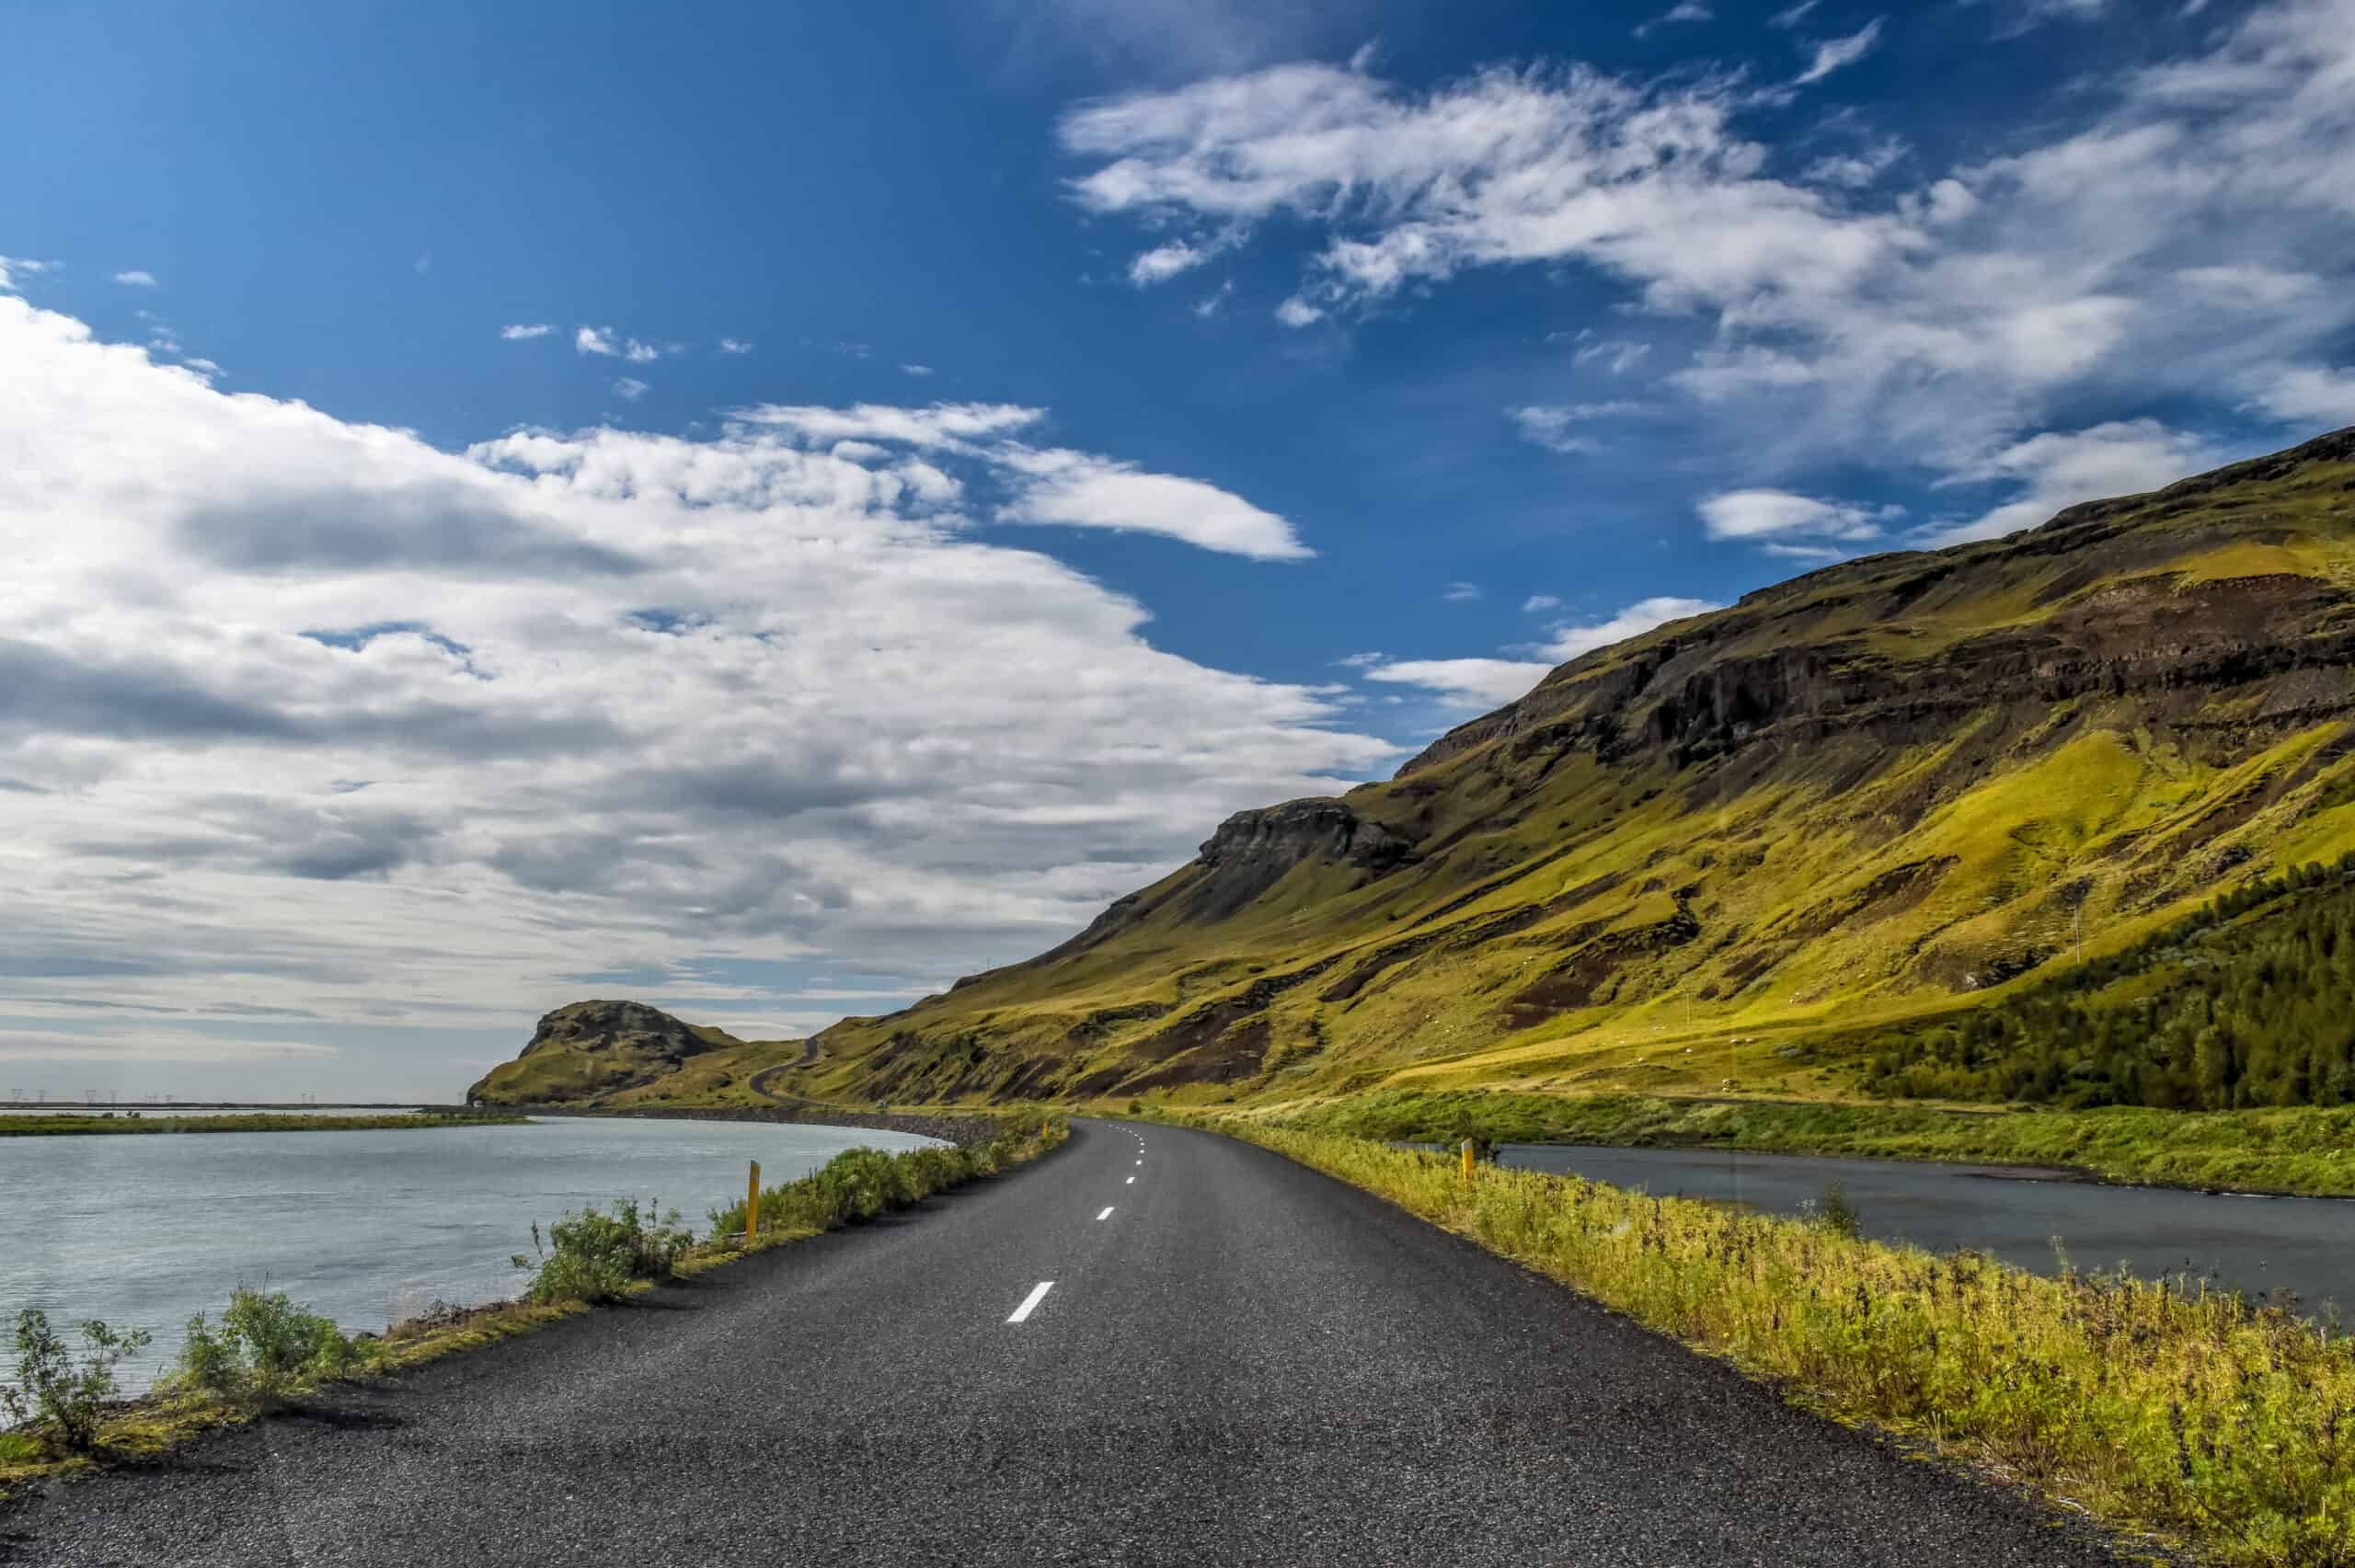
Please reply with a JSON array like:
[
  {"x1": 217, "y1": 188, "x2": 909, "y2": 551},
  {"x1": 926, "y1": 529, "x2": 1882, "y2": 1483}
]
[
  {"x1": 1461, "y1": 1138, "x2": 1475, "y2": 1182},
  {"x1": 747, "y1": 1160, "x2": 761, "y2": 1243}
]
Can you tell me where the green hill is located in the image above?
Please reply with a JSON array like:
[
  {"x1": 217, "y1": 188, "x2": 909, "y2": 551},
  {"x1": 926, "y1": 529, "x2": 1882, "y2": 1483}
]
[{"x1": 787, "y1": 426, "x2": 2355, "y2": 1110}]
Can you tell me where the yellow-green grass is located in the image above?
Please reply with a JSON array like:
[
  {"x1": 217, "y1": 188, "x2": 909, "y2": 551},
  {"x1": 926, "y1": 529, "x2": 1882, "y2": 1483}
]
[
  {"x1": 1189, "y1": 1116, "x2": 2355, "y2": 1567},
  {"x1": 1262, "y1": 1089, "x2": 2355, "y2": 1197},
  {"x1": 0, "y1": 1113, "x2": 1068, "y2": 1499},
  {"x1": 0, "y1": 1112, "x2": 527, "y2": 1138}
]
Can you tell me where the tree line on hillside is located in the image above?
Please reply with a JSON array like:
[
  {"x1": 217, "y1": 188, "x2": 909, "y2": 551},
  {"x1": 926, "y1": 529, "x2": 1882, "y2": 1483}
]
[{"x1": 1866, "y1": 853, "x2": 2355, "y2": 1110}]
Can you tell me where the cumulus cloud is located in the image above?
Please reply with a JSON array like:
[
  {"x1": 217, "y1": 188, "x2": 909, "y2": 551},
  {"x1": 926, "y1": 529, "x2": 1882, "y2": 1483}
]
[
  {"x1": 993, "y1": 448, "x2": 1312, "y2": 559},
  {"x1": 1536, "y1": 596, "x2": 1717, "y2": 660},
  {"x1": 500, "y1": 324, "x2": 553, "y2": 340},
  {"x1": 0, "y1": 293, "x2": 1388, "y2": 1078},
  {"x1": 1361, "y1": 595, "x2": 1717, "y2": 710},
  {"x1": 1362, "y1": 658, "x2": 1550, "y2": 707},
  {"x1": 1056, "y1": 2, "x2": 2355, "y2": 477},
  {"x1": 1698, "y1": 489, "x2": 1902, "y2": 556},
  {"x1": 1920, "y1": 419, "x2": 2223, "y2": 544},
  {"x1": 576, "y1": 326, "x2": 618, "y2": 356},
  {"x1": 1522, "y1": 594, "x2": 1561, "y2": 612},
  {"x1": 112, "y1": 269, "x2": 158, "y2": 287},
  {"x1": 720, "y1": 338, "x2": 754, "y2": 355}
]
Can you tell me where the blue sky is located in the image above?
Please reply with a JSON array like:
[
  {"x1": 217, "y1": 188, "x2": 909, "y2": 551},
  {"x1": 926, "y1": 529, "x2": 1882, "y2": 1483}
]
[{"x1": 5, "y1": 0, "x2": 2352, "y2": 1097}]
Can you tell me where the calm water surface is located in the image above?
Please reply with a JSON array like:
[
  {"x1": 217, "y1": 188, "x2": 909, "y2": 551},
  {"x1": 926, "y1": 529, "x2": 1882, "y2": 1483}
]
[
  {"x1": 1499, "y1": 1143, "x2": 2355, "y2": 1318},
  {"x1": 1, "y1": 1116, "x2": 941, "y2": 1391}
]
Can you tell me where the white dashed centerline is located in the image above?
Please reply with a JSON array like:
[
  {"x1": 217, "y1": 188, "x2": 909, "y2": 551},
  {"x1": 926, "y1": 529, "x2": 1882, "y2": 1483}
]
[
  {"x1": 1097, "y1": 1206, "x2": 1114, "y2": 1220},
  {"x1": 1006, "y1": 1281, "x2": 1054, "y2": 1324}
]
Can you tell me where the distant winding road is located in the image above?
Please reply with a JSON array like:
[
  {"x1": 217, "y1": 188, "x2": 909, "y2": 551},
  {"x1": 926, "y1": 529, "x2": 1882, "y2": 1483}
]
[{"x1": 2, "y1": 1120, "x2": 2131, "y2": 1566}]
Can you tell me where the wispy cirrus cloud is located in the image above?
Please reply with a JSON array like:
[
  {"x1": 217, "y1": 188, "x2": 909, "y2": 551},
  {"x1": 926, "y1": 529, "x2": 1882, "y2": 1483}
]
[
  {"x1": 1795, "y1": 17, "x2": 1884, "y2": 86},
  {"x1": 500, "y1": 323, "x2": 553, "y2": 340}
]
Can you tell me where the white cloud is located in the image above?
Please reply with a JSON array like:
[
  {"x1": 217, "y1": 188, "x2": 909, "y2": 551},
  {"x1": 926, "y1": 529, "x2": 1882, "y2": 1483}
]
[
  {"x1": 1537, "y1": 595, "x2": 1717, "y2": 660},
  {"x1": 1633, "y1": 3, "x2": 1713, "y2": 39},
  {"x1": 1441, "y1": 581, "x2": 1481, "y2": 602},
  {"x1": 720, "y1": 338, "x2": 754, "y2": 355},
  {"x1": 2238, "y1": 364, "x2": 2355, "y2": 428},
  {"x1": 1510, "y1": 402, "x2": 1646, "y2": 454},
  {"x1": 576, "y1": 326, "x2": 618, "y2": 356},
  {"x1": 1129, "y1": 240, "x2": 1212, "y2": 284},
  {"x1": 1193, "y1": 280, "x2": 1235, "y2": 316},
  {"x1": 611, "y1": 377, "x2": 650, "y2": 401},
  {"x1": 1522, "y1": 594, "x2": 1561, "y2": 612},
  {"x1": 1362, "y1": 658, "x2": 1550, "y2": 707},
  {"x1": 500, "y1": 324, "x2": 553, "y2": 341},
  {"x1": 625, "y1": 339, "x2": 660, "y2": 363},
  {"x1": 113, "y1": 270, "x2": 158, "y2": 288},
  {"x1": 0, "y1": 257, "x2": 57, "y2": 291},
  {"x1": 1573, "y1": 338, "x2": 1651, "y2": 374},
  {"x1": 1771, "y1": 0, "x2": 1821, "y2": 26},
  {"x1": 900, "y1": 361, "x2": 934, "y2": 375},
  {"x1": 1698, "y1": 489, "x2": 1901, "y2": 549},
  {"x1": 1056, "y1": 5, "x2": 2355, "y2": 478},
  {"x1": 0, "y1": 292, "x2": 1391, "y2": 1087},
  {"x1": 1920, "y1": 419, "x2": 2223, "y2": 544},
  {"x1": 1795, "y1": 17, "x2": 1885, "y2": 86},
  {"x1": 1332, "y1": 650, "x2": 1385, "y2": 669},
  {"x1": 992, "y1": 448, "x2": 1312, "y2": 559}
]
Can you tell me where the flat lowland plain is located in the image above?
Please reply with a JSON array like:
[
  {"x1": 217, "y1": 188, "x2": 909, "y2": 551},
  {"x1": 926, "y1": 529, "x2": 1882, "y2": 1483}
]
[{"x1": 0, "y1": 1113, "x2": 527, "y2": 1137}]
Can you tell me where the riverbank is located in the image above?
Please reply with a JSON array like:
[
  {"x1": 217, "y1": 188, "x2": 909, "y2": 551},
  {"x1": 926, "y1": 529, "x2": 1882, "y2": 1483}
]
[
  {"x1": 521, "y1": 1101, "x2": 999, "y2": 1149},
  {"x1": 0, "y1": 1112, "x2": 527, "y2": 1138},
  {"x1": 1177, "y1": 1112, "x2": 2354, "y2": 1567},
  {"x1": 1259, "y1": 1088, "x2": 2355, "y2": 1197},
  {"x1": 0, "y1": 1111, "x2": 1066, "y2": 1499}
]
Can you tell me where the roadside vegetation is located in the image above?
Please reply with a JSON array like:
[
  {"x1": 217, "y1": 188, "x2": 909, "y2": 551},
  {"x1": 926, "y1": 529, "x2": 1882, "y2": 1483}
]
[
  {"x1": 1190, "y1": 1115, "x2": 2355, "y2": 1567},
  {"x1": 1271, "y1": 1087, "x2": 2355, "y2": 1196},
  {"x1": 0, "y1": 1112, "x2": 1066, "y2": 1495},
  {"x1": 0, "y1": 1110, "x2": 527, "y2": 1137}
]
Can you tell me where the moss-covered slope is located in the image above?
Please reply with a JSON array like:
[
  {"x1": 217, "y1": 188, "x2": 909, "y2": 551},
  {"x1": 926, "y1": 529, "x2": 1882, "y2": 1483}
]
[{"x1": 801, "y1": 426, "x2": 2355, "y2": 1107}]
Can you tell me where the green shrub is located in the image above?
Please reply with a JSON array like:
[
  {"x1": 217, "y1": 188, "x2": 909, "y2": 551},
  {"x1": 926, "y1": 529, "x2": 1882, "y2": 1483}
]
[
  {"x1": 171, "y1": 1288, "x2": 362, "y2": 1403},
  {"x1": 2, "y1": 1309, "x2": 150, "y2": 1452},
  {"x1": 514, "y1": 1198, "x2": 692, "y2": 1304},
  {"x1": 1818, "y1": 1182, "x2": 1864, "y2": 1241}
]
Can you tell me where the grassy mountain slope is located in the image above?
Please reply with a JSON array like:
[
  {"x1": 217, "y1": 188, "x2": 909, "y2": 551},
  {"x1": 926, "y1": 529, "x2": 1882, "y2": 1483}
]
[{"x1": 790, "y1": 427, "x2": 2355, "y2": 1109}]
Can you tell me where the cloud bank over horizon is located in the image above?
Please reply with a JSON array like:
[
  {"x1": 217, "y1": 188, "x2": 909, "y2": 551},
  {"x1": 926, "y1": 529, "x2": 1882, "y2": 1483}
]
[{"x1": 0, "y1": 292, "x2": 1389, "y2": 1090}]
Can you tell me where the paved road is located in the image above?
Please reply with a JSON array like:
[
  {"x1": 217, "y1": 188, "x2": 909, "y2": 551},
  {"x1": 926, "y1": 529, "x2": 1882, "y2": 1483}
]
[{"x1": 2, "y1": 1120, "x2": 2131, "y2": 1566}]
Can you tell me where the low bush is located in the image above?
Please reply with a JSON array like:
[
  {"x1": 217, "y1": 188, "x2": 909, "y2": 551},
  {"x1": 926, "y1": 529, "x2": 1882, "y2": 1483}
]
[
  {"x1": 3, "y1": 1309, "x2": 150, "y2": 1452},
  {"x1": 172, "y1": 1288, "x2": 365, "y2": 1404},
  {"x1": 512, "y1": 1198, "x2": 694, "y2": 1304}
]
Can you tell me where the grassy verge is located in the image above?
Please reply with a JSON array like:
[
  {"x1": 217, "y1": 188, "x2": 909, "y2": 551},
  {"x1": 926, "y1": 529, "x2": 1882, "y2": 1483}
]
[
  {"x1": 0, "y1": 1112, "x2": 529, "y2": 1138},
  {"x1": 1183, "y1": 1114, "x2": 2354, "y2": 1567},
  {"x1": 1, "y1": 1112, "x2": 1066, "y2": 1498},
  {"x1": 1269, "y1": 1089, "x2": 2355, "y2": 1196}
]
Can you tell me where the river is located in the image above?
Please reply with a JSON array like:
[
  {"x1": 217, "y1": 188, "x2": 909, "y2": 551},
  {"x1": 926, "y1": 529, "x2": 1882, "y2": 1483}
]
[
  {"x1": 1, "y1": 1116, "x2": 943, "y2": 1391},
  {"x1": 1497, "y1": 1142, "x2": 2355, "y2": 1319}
]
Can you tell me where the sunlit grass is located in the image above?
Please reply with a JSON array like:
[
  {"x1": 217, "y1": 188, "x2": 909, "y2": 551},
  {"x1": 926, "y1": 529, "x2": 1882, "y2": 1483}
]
[{"x1": 1202, "y1": 1116, "x2": 2355, "y2": 1566}]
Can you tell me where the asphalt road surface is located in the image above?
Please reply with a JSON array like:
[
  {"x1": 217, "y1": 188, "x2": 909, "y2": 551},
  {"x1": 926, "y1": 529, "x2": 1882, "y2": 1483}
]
[{"x1": 2, "y1": 1120, "x2": 2133, "y2": 1566}]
